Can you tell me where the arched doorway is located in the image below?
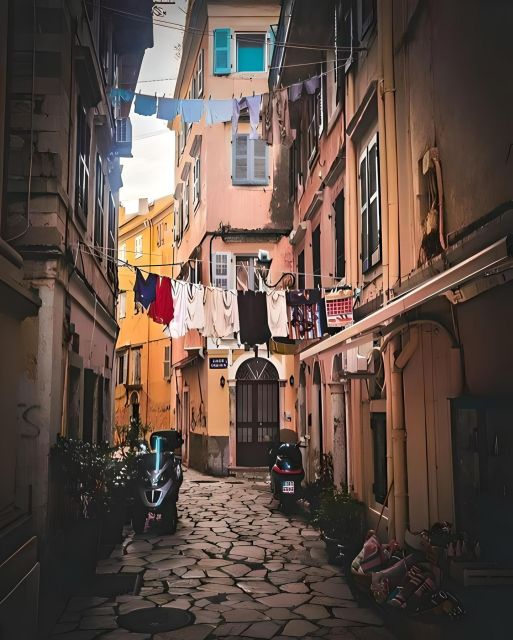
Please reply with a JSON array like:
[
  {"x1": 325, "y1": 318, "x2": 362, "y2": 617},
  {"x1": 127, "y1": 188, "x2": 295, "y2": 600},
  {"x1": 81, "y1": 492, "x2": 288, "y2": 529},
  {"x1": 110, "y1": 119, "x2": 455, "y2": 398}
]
[{"x1": 236, "y1": 357, "x2": 279, "y2": 466}]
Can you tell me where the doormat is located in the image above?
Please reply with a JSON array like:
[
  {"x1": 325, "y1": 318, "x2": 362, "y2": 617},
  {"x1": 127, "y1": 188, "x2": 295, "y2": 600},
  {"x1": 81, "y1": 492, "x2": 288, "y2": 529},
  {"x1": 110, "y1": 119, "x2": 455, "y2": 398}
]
[
  {"x1": 72, "y1": 572, "x2": 141, "y2": 597},
  {"x1": 118, "y1": 607, "x2": 195, "y2": 633}
]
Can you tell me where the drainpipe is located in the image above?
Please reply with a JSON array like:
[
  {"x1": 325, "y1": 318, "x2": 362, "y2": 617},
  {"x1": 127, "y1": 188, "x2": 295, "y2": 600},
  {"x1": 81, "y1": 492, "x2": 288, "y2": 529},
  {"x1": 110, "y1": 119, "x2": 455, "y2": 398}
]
[
  {"x1": 377, "y1": 9, "x2": 390, "y2": 305},
  {"x1": 382, "y1": 0, "x2": 400, "y2": 295},
  {"x1": 388, "y1": 327, "x2": 419, "y2": 546}
]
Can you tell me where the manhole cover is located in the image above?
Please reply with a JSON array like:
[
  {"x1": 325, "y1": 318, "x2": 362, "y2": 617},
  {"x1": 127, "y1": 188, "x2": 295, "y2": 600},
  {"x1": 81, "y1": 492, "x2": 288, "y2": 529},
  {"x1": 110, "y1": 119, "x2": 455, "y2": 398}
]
[{"x1": 118, "y1": 607, "x2": 195, "y2": 633}]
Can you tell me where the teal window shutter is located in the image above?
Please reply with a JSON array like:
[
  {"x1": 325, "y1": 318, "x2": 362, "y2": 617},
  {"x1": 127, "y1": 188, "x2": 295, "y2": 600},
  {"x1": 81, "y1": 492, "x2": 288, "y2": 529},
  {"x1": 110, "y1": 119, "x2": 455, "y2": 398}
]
[
  {"x1": 214, "y1": 28, "x2": 231, "y2": 75},
  {"x1": 267, "y1": 26, "x2": 277, "y2": 68}
]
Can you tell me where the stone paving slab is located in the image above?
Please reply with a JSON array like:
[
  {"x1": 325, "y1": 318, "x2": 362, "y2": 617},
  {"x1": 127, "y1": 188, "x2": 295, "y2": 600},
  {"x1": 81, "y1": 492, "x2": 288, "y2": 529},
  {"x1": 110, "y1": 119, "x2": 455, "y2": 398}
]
[{"x1": 49, "y1": 470, "x2": 395, "y2": 640}]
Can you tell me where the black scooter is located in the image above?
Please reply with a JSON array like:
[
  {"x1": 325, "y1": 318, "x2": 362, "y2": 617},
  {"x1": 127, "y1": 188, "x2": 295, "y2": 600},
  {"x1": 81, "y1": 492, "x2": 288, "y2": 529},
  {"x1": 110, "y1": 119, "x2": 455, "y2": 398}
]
[
  {"x1": 131, "y1": 430, "x2": 183, "y2": 534},
  {"x1": 269, "y1": 442, "x2": 305, "y2": 513}
]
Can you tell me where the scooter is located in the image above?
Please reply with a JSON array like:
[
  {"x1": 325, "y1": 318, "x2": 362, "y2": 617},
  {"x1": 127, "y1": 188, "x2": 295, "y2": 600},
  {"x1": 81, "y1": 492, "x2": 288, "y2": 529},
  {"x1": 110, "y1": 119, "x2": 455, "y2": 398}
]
[
  {"x1": 269, "y1": 441, "x2": 305, "y2": 513},
  {"x1": 131, "y1": 429, "x2": 184, "y2": 534}
]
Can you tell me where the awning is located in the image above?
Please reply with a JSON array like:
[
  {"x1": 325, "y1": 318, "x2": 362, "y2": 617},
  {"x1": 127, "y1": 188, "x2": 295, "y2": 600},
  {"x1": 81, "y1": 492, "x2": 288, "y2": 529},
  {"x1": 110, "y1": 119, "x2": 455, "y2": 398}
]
[
  {"x1": 172, "y1": 354, "x2": 199, "y2": 371},
  {"x1": 301, "y1": 235, "x2": 513, "y2": 360}
]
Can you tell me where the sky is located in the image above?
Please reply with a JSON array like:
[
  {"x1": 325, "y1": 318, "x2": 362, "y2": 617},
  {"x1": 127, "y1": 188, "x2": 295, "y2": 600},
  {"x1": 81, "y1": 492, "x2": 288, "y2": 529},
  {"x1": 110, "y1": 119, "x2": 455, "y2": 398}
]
[{"x1": 120, "y1": 2, "x2": 187, "y2": 207}]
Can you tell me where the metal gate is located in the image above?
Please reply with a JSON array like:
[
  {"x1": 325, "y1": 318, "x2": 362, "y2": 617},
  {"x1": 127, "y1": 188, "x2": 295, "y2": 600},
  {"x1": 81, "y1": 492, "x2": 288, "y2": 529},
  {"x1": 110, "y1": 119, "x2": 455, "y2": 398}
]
[{"x1": 236, "y1": 358, "x2": 279, "y2": 467}]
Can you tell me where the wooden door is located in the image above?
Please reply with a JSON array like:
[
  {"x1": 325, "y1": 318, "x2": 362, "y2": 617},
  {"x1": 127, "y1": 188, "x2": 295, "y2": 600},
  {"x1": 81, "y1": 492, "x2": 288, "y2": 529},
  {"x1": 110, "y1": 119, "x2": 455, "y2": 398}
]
[{"x1": 236, "y1": 358, "x2": 280, "y2": 467}]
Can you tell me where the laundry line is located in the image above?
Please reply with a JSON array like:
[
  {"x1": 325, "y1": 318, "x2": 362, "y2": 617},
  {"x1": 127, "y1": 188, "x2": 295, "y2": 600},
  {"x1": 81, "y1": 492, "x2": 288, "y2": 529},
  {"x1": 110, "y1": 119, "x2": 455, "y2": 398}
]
[{"x1": 79, "y1": 241, "x2": 347, "y2": 287}]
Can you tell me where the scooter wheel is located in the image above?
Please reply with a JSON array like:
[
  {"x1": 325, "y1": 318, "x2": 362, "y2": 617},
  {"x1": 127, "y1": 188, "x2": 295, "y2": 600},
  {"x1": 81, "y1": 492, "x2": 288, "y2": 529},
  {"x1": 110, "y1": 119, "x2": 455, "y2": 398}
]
[{"x1": 161, "y1": 500, "x2": 178, "y2": 534}]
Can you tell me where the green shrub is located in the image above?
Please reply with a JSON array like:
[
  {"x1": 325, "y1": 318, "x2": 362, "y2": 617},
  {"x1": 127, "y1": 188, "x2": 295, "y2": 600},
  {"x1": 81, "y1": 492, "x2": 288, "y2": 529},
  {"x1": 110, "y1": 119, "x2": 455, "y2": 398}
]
[{"x1": 314, "y1": 486, "x2": 365, "y2": 545}]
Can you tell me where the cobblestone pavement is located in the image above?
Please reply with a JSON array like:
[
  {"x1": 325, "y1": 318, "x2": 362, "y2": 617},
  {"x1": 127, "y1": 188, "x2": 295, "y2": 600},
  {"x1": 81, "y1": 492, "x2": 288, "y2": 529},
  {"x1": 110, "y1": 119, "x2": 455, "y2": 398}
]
[{"x1": 50, "y1": 470, "x2": 396, "y2": 640}]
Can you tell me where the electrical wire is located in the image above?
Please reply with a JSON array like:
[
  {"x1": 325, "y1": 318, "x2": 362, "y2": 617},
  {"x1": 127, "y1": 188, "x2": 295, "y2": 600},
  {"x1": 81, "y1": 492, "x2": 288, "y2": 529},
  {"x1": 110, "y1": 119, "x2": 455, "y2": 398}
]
[{"x1": 99, "y1": 3, "x2": 363, "y2": 53}]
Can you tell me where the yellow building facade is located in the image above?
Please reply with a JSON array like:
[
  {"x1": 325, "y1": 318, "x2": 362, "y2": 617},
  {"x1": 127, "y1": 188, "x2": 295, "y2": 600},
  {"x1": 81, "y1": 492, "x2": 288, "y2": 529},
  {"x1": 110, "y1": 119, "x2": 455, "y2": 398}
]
[{"x1": 115, "y1": 196, "x2": 174, "y2": 435}]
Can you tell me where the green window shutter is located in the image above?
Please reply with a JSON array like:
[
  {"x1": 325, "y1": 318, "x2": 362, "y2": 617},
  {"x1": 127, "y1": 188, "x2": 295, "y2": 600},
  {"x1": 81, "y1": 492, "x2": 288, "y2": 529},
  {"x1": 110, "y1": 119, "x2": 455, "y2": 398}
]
[{"x1": 214, "y1": 28, "x2": 231, "y2": 75}]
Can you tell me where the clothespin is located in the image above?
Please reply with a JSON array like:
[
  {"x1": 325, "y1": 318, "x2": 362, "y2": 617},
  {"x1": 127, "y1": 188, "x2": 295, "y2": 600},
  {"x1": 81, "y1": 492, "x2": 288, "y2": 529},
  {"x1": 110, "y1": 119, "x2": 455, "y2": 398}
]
[
  {"x1": 252, "y1": 90, "x2": 255, "y2": 96},
  {"x1": 208, "y1": 94, "x2": 212, "y2": 100}
]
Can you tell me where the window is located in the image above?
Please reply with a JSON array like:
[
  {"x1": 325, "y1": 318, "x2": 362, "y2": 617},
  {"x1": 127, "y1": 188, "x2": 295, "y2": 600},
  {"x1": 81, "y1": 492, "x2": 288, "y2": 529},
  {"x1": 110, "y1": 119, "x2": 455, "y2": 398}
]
[
  {"x1": 371, "y1": 412, "x2": 387, "y2": 504},
  {"x1": 213, "y1": 28, "x2": 232, "y2": 75},
  {"x1": 306, "y1": 93, "x2": 322, "y2": 166},
  {"x1": 132, "y1": 348, "x2": 142, "y2": 385},
  {"x1": 235, "y1": 256, "x2": 260, "y2": 291},
  {"x1": 212, "y1": 252, "x2": 234, "y2": 290},
  {"x1": 236, "y1": 33, "x2": 266, "y2": 72},
  {"x1": 297, "y1": 250, "x2": 305, "y2": 290},
  {"x1": 164, "y1": 345, "x2": 171, "y2": 380},
  {"x1": 157, "y1": 221, "x2": 168, "y2": 248},
  {"x1": 233, "y1": 135, "x2": 268, "y2": 185},
  {"x1": 184, "y1": 177, "x2": 190, "y2": 228},
  {"x1": 359, "y1": 134, "x2": 381, "y2": 272},
  {"x1": 197, "y1": 49, "x2": 204, "y2": 97},
  {"x1": 312, "y1": 225, "x2": 321, "y2": 289},
  {"x1": 193, "y1": 157, "x2": 201, "y2": 206},
  {"x1": 94, "y1": 154, "x2": 105, "y2": 250},
  {"x1": 75, "y1": 98, "x2": 90, "y2": 224},
  {"x1": 135, "y1": 234, "x2": 143, "y2": 259},
  {"x1": 174, "y1": 201, "x2": 183, "y2": 245},
  {"x1": 334, "y1": 192, "x2": 345, "y2": 279},
  {"x1": 118, "y1": 291, "x2": 126, "y2": 319},
  {"x1": 117, "y1": 350, "x2": 128, "y2": 385},
  {"x1": 118, "y1": 242, "x2": 126, "y2": 265}
]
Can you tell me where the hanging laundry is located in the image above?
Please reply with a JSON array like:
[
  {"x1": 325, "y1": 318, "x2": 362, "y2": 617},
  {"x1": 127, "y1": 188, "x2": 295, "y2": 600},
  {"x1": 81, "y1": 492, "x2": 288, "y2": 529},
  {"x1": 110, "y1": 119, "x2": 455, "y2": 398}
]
[
  {"x1": 288, "y1": 82, "x2": 303, "y2": 103},
  {"x1": 205, "y1": 99, "x2": 233, "y2": 125},
  {"x1": 304, "y1": 75, "x2": 321, "y2": 95},
  {"x1": 148, "y1": 276, "x2": 174, "y2": 325},
  {"x1": 266, "y1": 290, "x2": 289, "y2": 338},
  {"x1": 167, "y1": 280, "x2": 188, "y2": 338},
  {"x1": 232, "y1": 97, "x2": 242, "y2": 137},
  {"x1": 215, "y1": 289, "x2": 240, "y2": 339},
  {"x1": 245, "y1": 94, "x2": 262, "y2": 140},
  {"x1": 237, "y1": 291, "x2": 271, "y2": 346},
  {"x1": 180, "y1": 99, "x2": 204, "y2": 123},
  {"x1": 135, "y1": 93, "x2": 157, "y2": 116},
  {"x1": 288, "y1": 76, "x2": 321, "y2": 102},
  {"x1": 262, "y1": 93, "x2": 273, "y2": 145},
  {"x1": 185, "y1": 283, "x2": 205, "y2": 331},
  {"x1": 202, "y1": 287, "x2": 217, "y2": 338},
  {"x1": 157, "y1": 97, "x2": 180, "y2": 121},
  {"x1": 134, "y1": 269, "x2": 158, "y2": 310},
  {"x1": 273, "y1": 88, "x2": 294, "y2": 148},
  {"x1": 286, "y1": 289, "x2": 322, "y2": 340}
]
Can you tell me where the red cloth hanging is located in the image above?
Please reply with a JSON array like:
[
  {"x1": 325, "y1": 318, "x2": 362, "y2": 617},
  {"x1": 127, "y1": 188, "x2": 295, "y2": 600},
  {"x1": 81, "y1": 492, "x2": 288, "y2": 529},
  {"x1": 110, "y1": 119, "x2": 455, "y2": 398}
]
[{"x1": 148, "y1": 276, "x2": 174, "y2": 325}]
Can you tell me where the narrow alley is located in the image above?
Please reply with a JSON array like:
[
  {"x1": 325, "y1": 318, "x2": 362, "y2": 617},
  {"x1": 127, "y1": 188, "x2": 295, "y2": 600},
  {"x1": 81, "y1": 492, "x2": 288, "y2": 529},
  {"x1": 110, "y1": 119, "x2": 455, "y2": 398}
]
[{"x1": 50, "y1": 470, "x2": 392, "y2": 640}]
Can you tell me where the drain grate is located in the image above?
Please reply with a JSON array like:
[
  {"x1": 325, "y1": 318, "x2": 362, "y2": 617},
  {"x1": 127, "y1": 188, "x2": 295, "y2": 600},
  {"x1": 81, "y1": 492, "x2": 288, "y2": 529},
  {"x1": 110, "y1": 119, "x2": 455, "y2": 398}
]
[{"x1": 118, "y1": 607, "x2": 195, "y2": 633}]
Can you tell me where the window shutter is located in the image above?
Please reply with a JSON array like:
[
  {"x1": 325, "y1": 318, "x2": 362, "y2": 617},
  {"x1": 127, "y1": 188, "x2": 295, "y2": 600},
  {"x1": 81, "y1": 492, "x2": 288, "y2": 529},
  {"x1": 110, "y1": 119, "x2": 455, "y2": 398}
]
[
  {"x1": 198, "y1": 49, "x2": 204, "y2": 96},
  {"x1": 183, "y1": 180, "x2": 190, "y2": 229},
  {"x1": 123, "y1": 352, "x2": 128, "y2": 383},
  {"x1": 359, "y1": 150, "x2": 369, "y2": 272},
  {"x1": 233, "y1": 135, "x2": 249, "y2": 183},
  {"x1": 253, "y1": 138, "x2": 267, "y2": 183},
  {"x1": 213, "y1": 252, "x2": 233, "y2": 290},
  {"x1": 267, "y1": 26, "x2": 276, "y2": 68},
  {"x1": 214, "y1": 28, "x2": 231, "y2": 75},
  {"x1": 164, "y1": 345, "x2": 171, "y2": 379}
]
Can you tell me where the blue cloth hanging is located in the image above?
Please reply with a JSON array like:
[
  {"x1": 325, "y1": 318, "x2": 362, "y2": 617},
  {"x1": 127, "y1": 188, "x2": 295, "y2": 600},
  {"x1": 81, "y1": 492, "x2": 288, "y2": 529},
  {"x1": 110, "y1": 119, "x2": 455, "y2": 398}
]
[
  {"x1": 205, "y1": 99, "x2": 233, "y2": 125},
  {"x1": 157, "y1": 97, "x2": 180, "y2": 121},
  {"x1": 180, "y1": 99, "x2": 204, "y2": 123},
  {"x1": 135, "y1": 94, "x2": 157, "y2": 116}
]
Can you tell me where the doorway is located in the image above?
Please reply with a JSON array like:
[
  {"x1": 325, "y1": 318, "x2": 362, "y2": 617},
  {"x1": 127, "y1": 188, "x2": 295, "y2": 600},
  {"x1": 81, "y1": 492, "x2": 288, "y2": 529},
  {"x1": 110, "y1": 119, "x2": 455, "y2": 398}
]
[{"x1": 236, "y1": 358, "x2": 279, "y2": 467}]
